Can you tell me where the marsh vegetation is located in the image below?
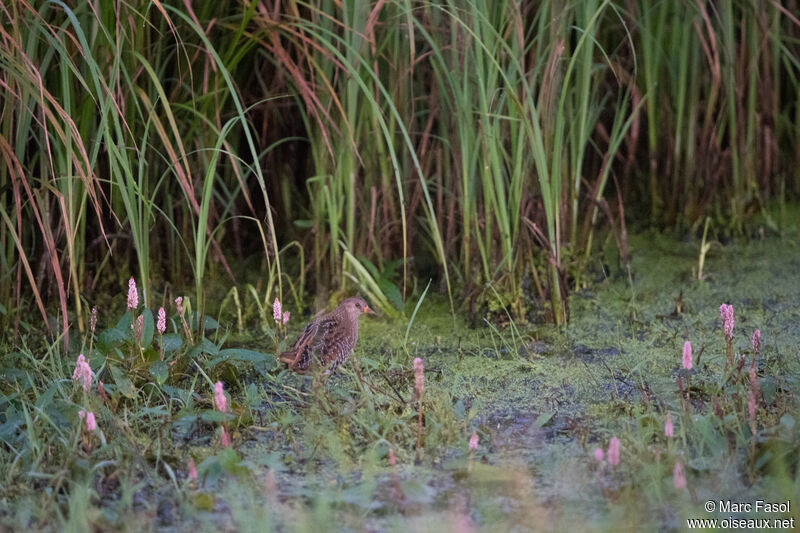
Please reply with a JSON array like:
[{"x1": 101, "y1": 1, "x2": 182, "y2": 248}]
[{"x1": 1, "y1": 1, "x2": 799, "y2": 530}]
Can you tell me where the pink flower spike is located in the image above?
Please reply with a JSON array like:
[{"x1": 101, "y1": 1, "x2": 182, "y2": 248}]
[
  {"x1": 157, "y1": 307, "x2": 166, "y2": 334},
  {"x1": 188, "y1": 458, "x2": 198, "y2": 481},
  {"x1": 175, "y1": 296, "x2": 183, "y2": 316},
  {"x1": 664, "y1": 412, "x2": 674, "y2": 438},
  {"x1": 214, "y1": 381, "x2": 228, "y2": 413},
  {"x1": 673, "y1": 460, "x2": 687, "y2": 489},
  {"x1": 607, "y1": 437, "x2": 620, "y2": 466},
  {"x1": 283, "y1": 311, "x2": 290, "y2": 325},
  {"x1": 273, "y1": 298, "x2": 282, "y2": 324},
  {"x1": 752, "y1": 329, "x2": 761, "y2": 354},
  {"x1": 85, "y1": 411, "x2": 97, "y2": 432},
  {"x1": 594, "y1": 448, "x2": 604, "y2": 462},
  {"x1": 720, "y1": 304, "x2": 734, "y2": 340},
  {"x1": 469, "y1": 430, "x2": 478, "y2": 451},
  {"x1": 127, "y1": 278, "x2": 138, "y2": 309},
  {"x1": 221, "y1": 426, "x2": 231, "y2": 447},
  {"x1": 78, "y1": 410, "x2": 96, "y2": 432},
  {"x1": 90, "y1": 306, "x2": 97, "y2": 334},
  {"x1": 682, "y1": 340, "x2": 693, "y2": 370},
  {"x1": 136, "y1": 315, "x2": 144, "y2": 340},
  {"x1": 389, "y1": 449, "x2": 396, "y2": 467},
  {"x1": 413, "y1": 358, "x2": 425, "y2": 396},
  {"x1": 72, "y1": 354, "x2": 94, "y2": 392}
]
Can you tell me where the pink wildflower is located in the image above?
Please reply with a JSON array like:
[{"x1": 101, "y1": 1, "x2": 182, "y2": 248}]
[
  {"x1": 469, "y1": 430, "x2": 478, "y2": 451},
  {"x1": 720, "y1": 303, "x2": 734, "y2": 340},
  {"x1": 157, "y1": 307, "x2": 166, "y2": 334},
  {"x1": 673, "y1": 460, "x2": 687, "y2": 489},
  {"x1": 682, "y1": 340, "x2": 693, "y2": 370},
  {"x1": 175, "y1": 296, "x2": 183, "y2": 316},
  {"x1": 273, "y1": 298, "x2": 282, "y2": 324},
  {"x1": 90, "y1": 306, "x2": 97, "y2": 334},
  {"x1": 607, "y1": 437, "x2": 620, "y2": 466},
  {"x1": 127, "y1": 278, "x2": 138, "y2": 309},
  {"x1": 136, "y1": 315, "x2": 144, "y2": 340},
  {"x1": 98, "y1": 380, "x2": 108, "y2": 402},
  {"x1": 86, "y1": 411, "x2": 97, "y2": 432},
  {"x1": 283, "y1": 311, "x2": 290, "y2": 325},
  {"x1": 72, "y1": 354, "x2": 93, "y2": 392},
  {"x1": 220, "y1": 426, "x2": 231, "y2": 447},
  {"x1": 389, "y1": 449, "x2": 396, "y2": 467},
  {"x1": 413, "y1": 357, "x2": 425, "y2": 397},
  {"x1": 214, "y1": 381, "x2": 228, "y2": 413},
  {"x1": 594, "y1": 448, "x2": 604, "y2": 462},
  {"x1": 188, "y1": 458, "x2": 198, "y2": 481},
  {"x1": 665, "y1": 412, "x2": 674, "y2": 438},
  {"x1": 751, "y1": 329, "x2": 761, "y2": 354},
  {"x1": 78, "y1": 410, "x2": 97, "y2": 432}
]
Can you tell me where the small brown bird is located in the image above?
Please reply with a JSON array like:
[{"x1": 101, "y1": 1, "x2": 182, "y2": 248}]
[{"x1": 279, "y1": 297, "x2": 376, "y2": 374}]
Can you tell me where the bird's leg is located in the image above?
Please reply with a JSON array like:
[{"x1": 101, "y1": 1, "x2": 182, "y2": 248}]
[{"x1": 353, "y1": 357, "x2": 366, "y2": 392}]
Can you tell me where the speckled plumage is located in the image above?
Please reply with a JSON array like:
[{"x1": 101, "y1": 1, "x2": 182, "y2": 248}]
[{"x1": 279, "y1": 297, "x2": 375, "y2": 374}]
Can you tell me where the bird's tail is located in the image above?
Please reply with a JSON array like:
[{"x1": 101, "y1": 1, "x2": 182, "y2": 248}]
[
  {"x1": 279, "y1": 351, "x2": 298, "y2": 366},
  {"x1": 279, "y1": 350, "x2": 310, "y2": 374}
]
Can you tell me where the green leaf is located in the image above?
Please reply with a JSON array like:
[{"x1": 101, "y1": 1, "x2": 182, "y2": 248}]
[
  {"x1": 143, "y1": 347, "x2": 161, "y2": 363},
  {"x1": 35, "y1": 382, "x2": 60, "y2": 410},
  {"x1": 160, "y1": 333, "x2": 183, "y2": 353},
  {"x1": 293, "y1": 219, "x2": 314, "y2": 228},
  {"x1": 378, "y1": 278, "x2": 403, "y2": 309},
  {"x1": 190, "y1": 312, "x2": 219, "y2": 331},
  {"x1": 190, "y1": 338, "x2": 220, "y2": 357},
  {"x1": 453, "y1": 399, "x2": 465, "y2": 418},
  {"x1": 149, "y1": 361, "x2": 169, "y2": 386},
  {"x1": 245, "y1": 383, "x2": 259, "y2": 406},
  {"x1": 109, "y1": 364, "x2": 137, "y2": 399},
  {"x1": 217, "y1": 348, "x2": 271, "y2": 362},
  {"x1": 116, "y1": 310, "x2": 133, "y2": 334},
  {"x1": 140, "y1": 308, "x2": 155, "y2": 346},
  {"x1": 162, "y1": 385, "x2": 192, "y2": 401},
  {"x1": 200, "y1": 410, "x2": 235, "y2": 423},
  {"x1": 207, "y1": 349, "x2": 275, "y2": 375},
  {"x1": 533, "y1": 411, "x2": 555, "y2": 428},
  {"x1": 97, "y1": 328, "x2": 127, "y2": 352},
  {"x1": 217, "y1": 447, "x2": 249, "y2": 477},
  {"x1": 139, "y1": 405, "x2": 170, "y2": 417}
]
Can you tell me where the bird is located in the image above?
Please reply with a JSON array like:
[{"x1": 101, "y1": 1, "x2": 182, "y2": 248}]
[{"x1": 279, "y1": 297, "x2": 376, "y2": 374}]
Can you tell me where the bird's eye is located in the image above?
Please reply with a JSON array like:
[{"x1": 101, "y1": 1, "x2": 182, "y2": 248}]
[{"x1": 356, "y1": 302, "x2": 361, "y2": 308}]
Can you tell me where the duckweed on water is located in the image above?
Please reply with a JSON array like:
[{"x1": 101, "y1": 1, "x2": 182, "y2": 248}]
[{"x1": 2, "y1": 227, "x2": 800, "y2": 531}]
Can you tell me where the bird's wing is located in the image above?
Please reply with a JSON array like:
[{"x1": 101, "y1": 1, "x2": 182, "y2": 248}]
[{"x1": 281, "y1": 315, "x2": 339, "y2": 371}]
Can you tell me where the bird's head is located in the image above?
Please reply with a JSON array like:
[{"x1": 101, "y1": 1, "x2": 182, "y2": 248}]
[{"x1": 340, "y1": 297, "x2": 376, "y2": 320}]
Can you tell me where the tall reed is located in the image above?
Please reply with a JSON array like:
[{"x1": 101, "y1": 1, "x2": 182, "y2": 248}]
[{"x1": 1, "y1": 0, "x2": 798, "y2": 335}]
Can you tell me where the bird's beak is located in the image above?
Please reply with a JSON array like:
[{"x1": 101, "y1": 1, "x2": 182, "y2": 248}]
[{"x1": 364, "y1": 305, "x2": 377, "y2": 315}]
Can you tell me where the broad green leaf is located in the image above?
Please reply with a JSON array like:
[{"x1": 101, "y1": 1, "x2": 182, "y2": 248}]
[
  {"x1": 200, "y1": 410, "x2": 235, "y2": 423},
  {"x1": 149, "y1": 361, "x2": 169, "y2": 386},
  {"x1": 97, "y1": 328, "x2": 127, "y2": 352},
  {"x1": 109, "y1": 364, "x2": 137, "y2": 399},
  {"x1": 140, "y1": 308, "x2": 155, "y2": 346},
  {"x1": 190, "y1": 338, "x2": 220, "y2": 357},
  {"x1": 160, "y1": 333, "x2": 182, "y2": 353}
]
